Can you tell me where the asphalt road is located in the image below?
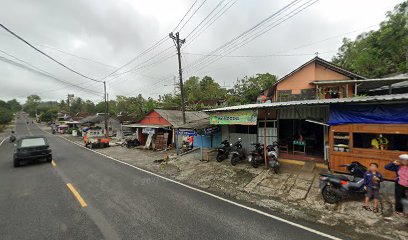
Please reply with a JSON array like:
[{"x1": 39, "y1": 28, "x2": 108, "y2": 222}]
[{"x1": 0, "y1": 114, "x2": 346, "y2": 240}]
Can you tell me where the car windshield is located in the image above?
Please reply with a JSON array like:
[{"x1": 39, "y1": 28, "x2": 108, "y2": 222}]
[{"x1": 20, "y1": 138, "x2": 46, "y2": 147}]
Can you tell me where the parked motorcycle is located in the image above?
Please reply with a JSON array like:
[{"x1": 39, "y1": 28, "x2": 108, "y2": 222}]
[
  {"x1": 216, "y1": 139, "x2": 232, "y2": 162},
  {"x1": 319, "y1": 161, "x2": 367, "y2": 204},
  {"x1": 248, "y1": 143, "x2": 264, "y2": 167},
  {"x1": 121, "y1": 138, "x2": 140, "y2": 148},
  {"x1": 230, "y1": 138, "x2": 246, "y2": 166},
  {"x1": 266, "y1": 142, "x2": 280, "y2": 174}
]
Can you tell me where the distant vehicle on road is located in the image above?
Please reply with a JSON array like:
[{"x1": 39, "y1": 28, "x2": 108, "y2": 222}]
[
  {"x1": 83, "y1": 129, "x2": 110, "y2": 148},
  {"x1": 13, "y1": 136, "x2": 52, "y2": 167}
]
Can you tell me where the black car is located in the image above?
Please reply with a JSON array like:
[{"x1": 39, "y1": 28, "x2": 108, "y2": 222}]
[{"x1": 13, "y1": 136, "x2": 52, "y2": 167}]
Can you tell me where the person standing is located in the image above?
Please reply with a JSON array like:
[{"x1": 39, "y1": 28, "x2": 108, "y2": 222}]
[
  {"x1": 363, "y1": 163, "x2": 383, "y2": 213},
  {"x1": 385, "y1": 154, "x2": 408, "y2": 216},
  {"x1": 371, "y1": 134, "x2": 389, "y2": 150}
]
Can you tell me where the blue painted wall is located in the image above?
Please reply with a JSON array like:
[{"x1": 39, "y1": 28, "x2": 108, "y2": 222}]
[{"x1": 193, "y1": 131, "x2": 222, "y2": 148}]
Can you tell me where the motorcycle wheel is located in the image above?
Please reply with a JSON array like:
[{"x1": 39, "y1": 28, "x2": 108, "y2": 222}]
[
  {"x1": 121, "y1": 142, "x2": 126, "y2": 147},
  {"x1": 322, "y1": 185, "x2": 341, "y2": 204},
  {"x1": 216, "y1": 154, "x2": 224, "y2": 162},
  {"x1": 231, "y1": 156, "x2": 239, "y2": 166},
  {"x1": 251, "y1": 160, "x2": 259, "y2": 168}
]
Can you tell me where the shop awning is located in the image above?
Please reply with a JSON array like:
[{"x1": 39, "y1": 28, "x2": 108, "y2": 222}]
[
  {"x1": 328, "y1": 103, "x2": 408, "y2": 125},
  {"x1": 122, "y1": 123, "x2": 171, "y2": 128}
]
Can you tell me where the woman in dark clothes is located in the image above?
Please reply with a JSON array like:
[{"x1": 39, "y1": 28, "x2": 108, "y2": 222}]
[{"x1": 385, "y1": 154, "x2": 408, "y2": 216}]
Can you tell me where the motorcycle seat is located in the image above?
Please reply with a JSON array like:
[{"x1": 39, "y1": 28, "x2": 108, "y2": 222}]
[{"x1": 320, "y1": 173, "x2": 350, "y2": 181}]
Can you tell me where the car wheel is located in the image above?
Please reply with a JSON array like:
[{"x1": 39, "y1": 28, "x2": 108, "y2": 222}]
[
  {"x1": 322, "y1": 185, "x2": 341, "y2": 204},
  {"x1": 13, "y1": 158, "x2": 20, "y2": 168}
]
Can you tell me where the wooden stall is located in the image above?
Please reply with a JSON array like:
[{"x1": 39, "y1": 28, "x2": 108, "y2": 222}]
[{"x1": 329, "y1": 124, "x2": 408, "y2": 180}]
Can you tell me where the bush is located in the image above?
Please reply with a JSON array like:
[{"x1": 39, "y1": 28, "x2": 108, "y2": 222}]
[
  {"x1": 0, "y1": 107, "x2": 13, "y2": 125},
  {"x1": 39, "y1": 110, "x2": 57, "y2": 122}
]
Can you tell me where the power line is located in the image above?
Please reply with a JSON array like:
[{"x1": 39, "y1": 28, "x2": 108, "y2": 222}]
[
  {"x1": 101, "y1": 0, "x2": 206, "y2": 83},
  {"x1": 123, "y1": 0, "x2": 302, "y2": 97},
  {"x1": 0, "y1": 51, "x2": 103, "y2": 97},
  {"x1": 183, "y1": 0, "x2": 302, "y2": 71},
  {"x1": 184, "y1": 0, "x2": 227, "y2": 39},
  {"x1": 186, "y1": 0, "x2": 319, "y2": 74},
  {"x1": 178, "y1": 0, "x2": 209, "y2": 32},
  {"x1": 172, "y1": 0, "x2": 201, "y2": 32},
  {"x1": 183, "y1": 51, "x2": 330, "y2": 57},
  {"x1": 144, "y1": 0, "x2": 317, "y2": 93},
  {"x1": 0, "y1": 23, "x2": 102, "y2": 83},
  {"x1": 185, "y1": 0, "x2": 238, "y2": 47},
  {"x1": 0, "y1": 32, "x2": 116, "y2": 69}
]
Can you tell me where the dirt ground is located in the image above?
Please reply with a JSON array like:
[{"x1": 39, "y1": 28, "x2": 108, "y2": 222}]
[{"x1": 40, "y1": 124, "x2": 407, "y2": 240}]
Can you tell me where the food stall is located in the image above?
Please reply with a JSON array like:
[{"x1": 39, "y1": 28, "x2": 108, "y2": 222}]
[{"x1": 328, "y1": 103, "x2": 408, "y2": 180}]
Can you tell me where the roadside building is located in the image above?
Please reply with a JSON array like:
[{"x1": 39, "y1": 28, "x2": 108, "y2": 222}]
[
  {"x1": 206, "y1": 57, "x2": 408, "y2": 178},
  {"x1": 78, "y1": 113, "x2": 121, "y2": 136},
  {"x1": 72, "y1": 112, "x2": 91, "y2": 121},
  {"x1": 122, "y1": 109, "x2": 210, "y2": 150}
]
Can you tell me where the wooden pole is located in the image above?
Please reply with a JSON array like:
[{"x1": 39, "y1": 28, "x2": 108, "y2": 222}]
[{"x1": 264, "y1": 110, "x2": 268, "y2": 169}]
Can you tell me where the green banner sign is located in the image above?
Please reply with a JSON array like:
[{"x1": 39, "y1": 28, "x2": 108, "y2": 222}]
[{"x1": 210, "y1": 110, "x2": 258, "y2": 125}]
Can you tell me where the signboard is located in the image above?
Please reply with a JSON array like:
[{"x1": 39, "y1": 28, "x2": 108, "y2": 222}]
[
  {"x1": 210, "y1": 110, "x2": 258, "y2": 125},
  {"x1": 142, "y1": 128, "x2": 155, "y2": 134},
  {"x1": 176, "y1": 128, "x2": 197, "y2": 136}
]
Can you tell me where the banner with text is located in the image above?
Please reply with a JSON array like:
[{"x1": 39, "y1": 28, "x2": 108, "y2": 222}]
[{"x1": 210, "y1": 110, "x2": 258, "y2": 125}]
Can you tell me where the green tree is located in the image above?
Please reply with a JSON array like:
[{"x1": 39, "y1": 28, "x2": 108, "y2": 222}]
[
  {"x1": 6, "y1": 99, "x2": 22, "y2": 112},
  {"x1": 0, "y1": 107, "x2": 13, "y2": 125},
  {"x1": 39, "y1": 109, "x2": 58, "y2": 122},
  {"x1": 162, "y1": 75, "x2": 227, "y2": 110},
  {"x1": 228, "y1": 73, "x2": 278, "y2": 105},
  {"x1": 69, "y1": 97, "x2": 83, "y2": 113},
  {"x1": 23, "y1": 95, "x2": 41, "y2": 117},
  {"x1": 332, "y1": 1, "x2": 408, "y2": 78},
  {"x1": 83, "y1": 100, "x2": 96, "y2": 113}
]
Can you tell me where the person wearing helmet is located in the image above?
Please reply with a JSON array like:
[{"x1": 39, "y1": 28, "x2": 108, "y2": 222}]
[
  {"x1": 385, "y1": 154, "x2": 408, "y2": 216},
  {"x1": 371, "y1": 134, "x2": 389, "y2": 150}
]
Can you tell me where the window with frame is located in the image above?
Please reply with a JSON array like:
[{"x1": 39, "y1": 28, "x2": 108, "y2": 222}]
[
  {"x1": 353, "y1": 133, "x2": 408, "y2": 151},
  {"x1": 277, "y1": 90, "x2": 292, "y2": 102},
  {"x1": 333, "y1": 132, "x2": 350, "y2": 152}
]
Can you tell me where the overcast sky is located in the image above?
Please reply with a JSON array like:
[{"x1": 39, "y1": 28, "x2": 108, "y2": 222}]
[{"x1": 0, "y1": 0, "x2": 403, "y2": 103}]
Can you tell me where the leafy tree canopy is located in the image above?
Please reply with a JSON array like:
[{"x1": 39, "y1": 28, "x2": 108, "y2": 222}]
[
  {"x1": 227, "y1": 73, "x2": 278, "y2": 105},
  {"x1": 332, "y1": 1, "x2": 408, "y2": 78}
]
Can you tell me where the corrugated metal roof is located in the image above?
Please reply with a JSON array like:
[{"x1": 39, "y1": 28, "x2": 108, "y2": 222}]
[
  {"x1": 369, "y1": 73, "x2": 408, "y2": 91},
  {"x1": 312, "y1": 76, "x2": 408, "y2": 90},
  {"x1": 122, "y1": 123, "x2": 171, "y2": 128},
  {"x1": 176, "y1": 117, "x2": 211, "y2": 129},
  {"x1": 154, "y1": 109, "x2": 209, "y2": 128},
  {"x1": 205, "y1": 93, "x2": 408, "y2": 112}
]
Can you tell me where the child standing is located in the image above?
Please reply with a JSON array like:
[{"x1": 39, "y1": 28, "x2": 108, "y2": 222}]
[{"x1": 363, "y1": 163, "x2": 383, "y2": 213}]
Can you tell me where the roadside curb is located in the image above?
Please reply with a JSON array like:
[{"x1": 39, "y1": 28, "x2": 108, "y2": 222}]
[
  {"x1": 40, "y1": 127, "x2": 340, "y2": 240},
  {"x1": 279, "y1": 158, "x2": 328, "y2": 170}
]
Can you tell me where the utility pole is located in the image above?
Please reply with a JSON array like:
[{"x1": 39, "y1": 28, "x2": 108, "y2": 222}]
[
  {"x1": 67, "y1": 94, "x2": 74, "y2": 113},
  {"x1": 103, "y1": 81, "x2": 109, "y2": 138},
  {"x1": 169, "y1": 32, "x2": 186, "y2": 124}
]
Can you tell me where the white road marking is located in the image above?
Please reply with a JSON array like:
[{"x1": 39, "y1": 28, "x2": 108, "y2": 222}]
[
  {"x1": 39, "y1": 126, "x2": 341, "y2": 240},
  {"x1": 0, "y1": 137, "x2": 8, "y2": 146}
]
